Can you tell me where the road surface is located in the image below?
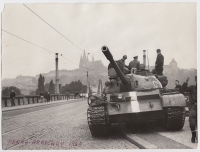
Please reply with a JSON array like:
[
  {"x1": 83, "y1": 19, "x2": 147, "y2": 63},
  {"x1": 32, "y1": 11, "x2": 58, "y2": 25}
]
[
  {"x1": 2, "y1": 98, "x2": 138, "y2": 150},
  {"x1": 2, "y1": 98, "x2": 198, "y2": 150}
]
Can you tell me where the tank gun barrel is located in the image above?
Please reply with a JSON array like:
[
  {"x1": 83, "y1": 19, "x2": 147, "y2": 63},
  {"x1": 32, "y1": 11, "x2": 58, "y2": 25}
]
[{"x1": 101, "y1": 46, "x2": 129, "y2": 86}]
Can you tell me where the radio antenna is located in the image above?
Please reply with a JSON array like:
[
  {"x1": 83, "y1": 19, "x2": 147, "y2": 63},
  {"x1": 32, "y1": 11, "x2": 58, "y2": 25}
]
[{"x1": 147, "y1": 49, "x2": 149, "y2": 70}]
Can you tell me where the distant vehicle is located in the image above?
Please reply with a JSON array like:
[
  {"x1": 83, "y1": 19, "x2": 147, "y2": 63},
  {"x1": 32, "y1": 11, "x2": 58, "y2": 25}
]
[
  {"x1": 79, "y1": 93, "x2": 86, "y2": 98},
  {"x1": 87, "y1": 46, "x2": 186, "y2": 137}
]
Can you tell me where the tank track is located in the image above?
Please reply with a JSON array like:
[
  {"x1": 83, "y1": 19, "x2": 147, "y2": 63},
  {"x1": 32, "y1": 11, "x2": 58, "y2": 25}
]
[
  {"x1": 164, "y1": 107, "x2": 186, "y2": 130},
  {"x1": 87, "y1": 106, "x2": 109, "y2": 136}
]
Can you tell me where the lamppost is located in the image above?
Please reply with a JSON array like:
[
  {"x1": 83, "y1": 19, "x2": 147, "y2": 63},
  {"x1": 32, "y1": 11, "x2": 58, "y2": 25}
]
[{"x1": 86, "y1": 71, "x2": 89, "y2": 97}]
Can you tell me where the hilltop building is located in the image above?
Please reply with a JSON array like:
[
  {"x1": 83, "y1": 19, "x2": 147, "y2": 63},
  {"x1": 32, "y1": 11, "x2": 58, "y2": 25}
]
[{"x1": 79, "y1": 50, "x2": 106, "y2": 74}]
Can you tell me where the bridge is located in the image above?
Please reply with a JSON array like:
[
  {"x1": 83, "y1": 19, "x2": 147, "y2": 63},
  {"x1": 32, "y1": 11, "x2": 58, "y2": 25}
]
[{"x1": 2, "y1": 96, "x2": 197, "y2": 150}]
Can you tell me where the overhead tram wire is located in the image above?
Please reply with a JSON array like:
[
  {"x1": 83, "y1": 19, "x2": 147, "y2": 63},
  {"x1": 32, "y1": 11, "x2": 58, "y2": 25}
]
[
  {"x1": 2, "y1": 30, "x2": 54, "y2": 54},
  {"x1": 2, "y1": 29, "x2": 93, "y2": 71},
  {"x1": 23, "y1": 4, "x2": 84, "y2": 52},
  {"x1": 23, "y1": 4, "x2": 103, "y2": 67}
]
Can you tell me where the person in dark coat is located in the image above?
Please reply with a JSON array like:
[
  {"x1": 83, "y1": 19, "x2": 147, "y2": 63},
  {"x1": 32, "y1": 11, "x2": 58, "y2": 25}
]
[
  {"x1": 175, "y1": 80, "x2": 182, "y2": 92},
  {"x1": 10, "y1": 90, "x2": 16, "y2": 107},
  {"x1": 181, "y1": 76, "x2": 197, "y2": 143},
  {"x1": 128, "y1": 56, "x2": 140, "y2": 71},
  {"x1": 155, "y1": 49, "x2": 164, "y2": 75},
  {"x1": 46, "y1": 92, "x2": 51, "y2": 102}
]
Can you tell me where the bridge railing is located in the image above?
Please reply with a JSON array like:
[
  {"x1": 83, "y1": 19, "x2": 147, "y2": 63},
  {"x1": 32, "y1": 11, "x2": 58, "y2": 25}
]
[{"x1": 1, "y1": 94, "x2": 76, "y2": 107}]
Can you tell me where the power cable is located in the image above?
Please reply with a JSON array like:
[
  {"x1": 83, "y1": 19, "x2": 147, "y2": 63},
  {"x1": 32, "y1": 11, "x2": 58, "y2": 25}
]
[
  {"x1": 23, "y1": 4, "x2": 103, "y2": 67},
  {"x1": 2, "y1": 29, "x2": 55, "y2": 54},
  {"x1": 2, "y1": 29, "x2": 93, "y2": 71},
  {"x1": 23, "y1": 4, "x2": 84, "y2": 52}
]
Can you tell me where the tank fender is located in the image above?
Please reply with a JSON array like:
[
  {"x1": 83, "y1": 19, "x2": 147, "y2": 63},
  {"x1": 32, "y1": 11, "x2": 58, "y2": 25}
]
[{"x1": 161, "y1": 94, "x2": 186, "y2": 107}]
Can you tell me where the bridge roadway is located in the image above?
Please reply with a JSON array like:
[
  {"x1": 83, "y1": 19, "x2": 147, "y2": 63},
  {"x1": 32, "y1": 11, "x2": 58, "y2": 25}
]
[{"x1": 2, "y1": 98, "x2": 198, "y2": 150}]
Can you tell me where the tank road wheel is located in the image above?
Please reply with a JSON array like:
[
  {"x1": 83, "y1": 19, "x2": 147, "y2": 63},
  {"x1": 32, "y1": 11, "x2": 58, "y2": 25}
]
[
  {"x1": 87, "y1": 106, "x2": 110, "y2": 137},
  {"x1": 164, "y1": 107, "x2": 186, "y2": 130}
]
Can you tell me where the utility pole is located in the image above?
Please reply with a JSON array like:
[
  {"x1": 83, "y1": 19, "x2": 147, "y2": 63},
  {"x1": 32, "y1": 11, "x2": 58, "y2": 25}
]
[
  {"x1": 143, "y1": 50, "x2": 146, "y2": 69},
  {"x1": 55, "y1": 53, "x2": 60, "y2": 94}
]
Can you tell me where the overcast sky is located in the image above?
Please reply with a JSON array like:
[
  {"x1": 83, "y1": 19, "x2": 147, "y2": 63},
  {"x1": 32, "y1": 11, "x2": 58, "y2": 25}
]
[{"x1": 1, "y1": 3, "x2": 197, "y2": 79}]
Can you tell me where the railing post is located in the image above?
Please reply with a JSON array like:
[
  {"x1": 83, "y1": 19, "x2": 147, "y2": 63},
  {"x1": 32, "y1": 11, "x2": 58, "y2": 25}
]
[
  {"x1": 37, "y1": 96, "x2": 39, "y2": 103},
  {"x1": 18, "y1": 98, "x2": 20, "y2": 105},
  {"x1": 27, "y1": 97, "x2": 30, "y2": 104},
  {"x1": 23, "y1": 97, "x2": 25, "y2": 105},
  {"x1": 32, "y1": 97, "x2": 34, "y2": 103},
  {"x1": 5, "y1": 98, "x2": 7, "y2": 107}
]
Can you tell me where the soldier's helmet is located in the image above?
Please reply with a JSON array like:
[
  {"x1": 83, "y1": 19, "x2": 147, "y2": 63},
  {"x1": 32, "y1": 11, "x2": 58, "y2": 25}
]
[{"x1": 123, "y1": 55, "x2": 127, "y2": 59}]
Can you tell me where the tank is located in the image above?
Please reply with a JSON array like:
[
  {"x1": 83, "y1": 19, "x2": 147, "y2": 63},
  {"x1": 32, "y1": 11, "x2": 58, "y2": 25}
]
[{"x1": 87, "y1": 45, "x2": 186, "y2": 137}]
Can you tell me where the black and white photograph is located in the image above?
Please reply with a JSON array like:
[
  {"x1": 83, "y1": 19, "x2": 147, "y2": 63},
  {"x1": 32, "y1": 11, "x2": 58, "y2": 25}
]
[{"x1": 1, "y1": 0, "x2": 198, "y2": 150}]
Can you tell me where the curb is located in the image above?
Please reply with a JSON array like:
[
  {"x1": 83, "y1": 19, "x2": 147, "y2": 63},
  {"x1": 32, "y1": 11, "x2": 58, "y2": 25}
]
[{"x1": 119, "y1": 124, "x2": 158, "y2": 149}]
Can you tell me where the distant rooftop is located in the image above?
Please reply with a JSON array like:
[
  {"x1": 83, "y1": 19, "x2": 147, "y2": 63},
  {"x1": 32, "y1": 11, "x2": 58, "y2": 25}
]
[{"x1": 170, "y1": 58, "x2": 177, "y2": 64}]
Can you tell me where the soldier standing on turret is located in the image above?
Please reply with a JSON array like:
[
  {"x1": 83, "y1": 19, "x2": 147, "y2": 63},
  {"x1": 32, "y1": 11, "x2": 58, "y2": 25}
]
[
  {"x1": 128, "y1": 56, "x2": 140, "y2": 71},
  {"x1": 155, "y1": 49, "x2": 164, "y2": 75}
]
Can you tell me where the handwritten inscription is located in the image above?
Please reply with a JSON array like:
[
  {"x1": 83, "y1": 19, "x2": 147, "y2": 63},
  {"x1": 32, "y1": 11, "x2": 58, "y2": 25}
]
[
  {"x1": 8, "y1": 139, "x2": 82, "y2": 147},
  {"x1": 8, "y1": 139, "x2": 64, "y2": 147},
  {"x1": 69, "y1": 140, "x2": 82, "y2": 147}
]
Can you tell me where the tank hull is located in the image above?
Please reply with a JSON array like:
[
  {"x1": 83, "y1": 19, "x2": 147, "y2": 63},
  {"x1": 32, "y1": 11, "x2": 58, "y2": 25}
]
[
  {"x1": 108, "y1": 110, "x2": 164, "y2": 123},
  {"x1": 106, "y1": 90, "x2": 186, "y2": 115}
]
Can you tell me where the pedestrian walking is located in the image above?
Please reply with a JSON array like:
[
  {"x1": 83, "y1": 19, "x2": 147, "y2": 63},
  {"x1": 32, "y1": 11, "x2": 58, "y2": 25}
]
[
  {"x1": 181, "y1": 76, "x2": 197, "y2": 143},
  {"x1": 46, "y1": 92, "x2": 51, "y2": 102},
  {"x1": 10, "y1": 90, "x2": 16, "y2": 107},
  {"x1": 155, "y1": 49, "x2": 164, "y2": 75}
]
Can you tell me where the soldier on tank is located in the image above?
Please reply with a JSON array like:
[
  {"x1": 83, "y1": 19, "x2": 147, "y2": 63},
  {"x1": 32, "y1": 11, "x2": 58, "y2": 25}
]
[
  {"x1": 128, "y1": 56, "x2": 140, "y2": 71},
  {"x1": 117, "y1": 55, "x2": 128, "y2": 68},
  {"x1": 108, "y1": 55, "x2": 129, "y2": 77},
  {"x1": 155, "y1": 49, "x2": 164, "y2": 76},
  {"x1": 181, "y1": 76, "x2": 197, "y2": 143},
  {"x1": 116, "y1": 55, "x2": 129, "y2": 74},
  {"x1": 175, "y1": 80, "x2": 182, "y2": 92}
]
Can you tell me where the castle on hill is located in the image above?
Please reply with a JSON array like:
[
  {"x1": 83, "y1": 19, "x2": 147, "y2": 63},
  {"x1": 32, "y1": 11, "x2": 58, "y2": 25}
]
[{"x1": 79, "y1": 50, "x2": 107, "y2": 74}]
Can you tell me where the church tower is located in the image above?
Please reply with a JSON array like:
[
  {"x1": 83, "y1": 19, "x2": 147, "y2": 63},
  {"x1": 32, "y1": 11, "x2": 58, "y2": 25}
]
[
  {"x1": 170, "y1": 58, "x2": 178, "y2": 73},
  {"x1": 79, "y1": 55, "x2": 83, "y2": 69}
]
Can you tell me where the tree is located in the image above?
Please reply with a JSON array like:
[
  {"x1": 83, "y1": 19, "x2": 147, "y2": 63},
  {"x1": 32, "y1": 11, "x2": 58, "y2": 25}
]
[
  {"x1": 60, "y1": 80, "x2": 87, "y2": 94},
  {"x1": 36, "y1": 74, "x2": 45, "y2": 95},
  {"x1": 48, "y1": 79, "x2": 55, "y2": 94},
  {"x1": 2, "y1": 86, "x2": 22, "y2": 97},
  {"x1": 44, "y1": 83, "x2": 50, "y2": 92}
]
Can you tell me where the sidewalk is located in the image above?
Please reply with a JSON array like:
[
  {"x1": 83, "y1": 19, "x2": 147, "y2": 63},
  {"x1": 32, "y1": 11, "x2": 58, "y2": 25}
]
[{"x1": 2, "y1": 99, "x2": 76, "y2": 112}]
